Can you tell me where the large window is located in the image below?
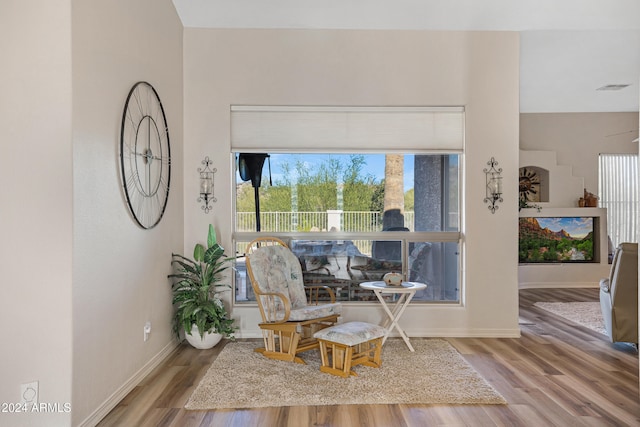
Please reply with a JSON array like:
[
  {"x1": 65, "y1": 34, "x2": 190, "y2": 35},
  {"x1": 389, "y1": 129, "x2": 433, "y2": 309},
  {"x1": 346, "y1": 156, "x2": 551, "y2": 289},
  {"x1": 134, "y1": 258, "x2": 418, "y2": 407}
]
[
  {"x1": 233, "y1": 153, "x2": 461, "y2": 303},
  {"x1": 598, "y1": 153, "x2": 638, "y2": 247},
  {"x1": 231, "y1": 106, "x2": 464, "y2": 304}
]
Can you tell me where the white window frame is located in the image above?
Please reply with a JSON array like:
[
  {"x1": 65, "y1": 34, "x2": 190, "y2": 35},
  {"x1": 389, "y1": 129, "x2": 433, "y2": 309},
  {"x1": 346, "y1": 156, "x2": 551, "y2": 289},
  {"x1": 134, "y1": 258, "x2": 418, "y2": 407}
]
[{"x1": 231, "y1": 106, "x2": 465, "y2": 305}]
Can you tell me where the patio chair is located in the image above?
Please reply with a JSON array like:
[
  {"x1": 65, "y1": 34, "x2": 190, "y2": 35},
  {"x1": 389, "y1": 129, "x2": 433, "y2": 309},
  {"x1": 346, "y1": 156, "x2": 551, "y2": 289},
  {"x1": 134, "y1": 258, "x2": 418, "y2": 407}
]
[{"x1": 246, "y1": 237, "x2": 342, "y2": 363}]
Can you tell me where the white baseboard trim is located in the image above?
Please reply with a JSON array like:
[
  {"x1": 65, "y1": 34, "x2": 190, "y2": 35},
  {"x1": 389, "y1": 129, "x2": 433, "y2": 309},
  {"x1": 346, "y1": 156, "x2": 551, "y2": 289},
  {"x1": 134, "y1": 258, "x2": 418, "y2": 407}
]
[
  {"x1": 519, "y1": 281, "x2": 600, "y2": 289},
  {"x1": 236, "y1": 328, "x2": 521, "y2": 339},
  {"x1": 409, "y1": 329, "x2": 521, "y2": 338},
  {"x1": 78, "y1": 340, "x2": 179, "y2": 427}
]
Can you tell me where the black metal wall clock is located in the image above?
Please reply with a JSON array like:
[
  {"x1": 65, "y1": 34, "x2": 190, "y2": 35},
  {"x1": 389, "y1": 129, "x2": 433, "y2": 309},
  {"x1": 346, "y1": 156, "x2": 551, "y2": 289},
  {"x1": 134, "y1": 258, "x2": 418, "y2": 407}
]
[{"x1": 119, "y1": 81, "x2": 171, "y2": 229}]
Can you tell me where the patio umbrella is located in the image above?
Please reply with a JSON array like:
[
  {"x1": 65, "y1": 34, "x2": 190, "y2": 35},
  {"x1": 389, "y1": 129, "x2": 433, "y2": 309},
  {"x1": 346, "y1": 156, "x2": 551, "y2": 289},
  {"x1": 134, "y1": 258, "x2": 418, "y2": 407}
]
[{"x1": 237, "y1": 153, "x2": 270, "y2": 231}]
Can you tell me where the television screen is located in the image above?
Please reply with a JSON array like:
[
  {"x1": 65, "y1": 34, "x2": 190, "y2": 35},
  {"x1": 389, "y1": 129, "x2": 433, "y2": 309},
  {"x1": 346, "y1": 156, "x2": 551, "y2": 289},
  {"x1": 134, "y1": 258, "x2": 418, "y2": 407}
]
[{"x1": 519, "y1": 217, "x2": 595, "y2": 263}]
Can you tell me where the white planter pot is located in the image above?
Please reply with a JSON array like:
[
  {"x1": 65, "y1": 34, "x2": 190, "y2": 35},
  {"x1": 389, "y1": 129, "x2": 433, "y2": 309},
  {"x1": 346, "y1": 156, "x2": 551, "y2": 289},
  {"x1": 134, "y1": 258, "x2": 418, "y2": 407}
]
[{"x1": 185, "y1": 325, "x2": 223, "y2": 349}]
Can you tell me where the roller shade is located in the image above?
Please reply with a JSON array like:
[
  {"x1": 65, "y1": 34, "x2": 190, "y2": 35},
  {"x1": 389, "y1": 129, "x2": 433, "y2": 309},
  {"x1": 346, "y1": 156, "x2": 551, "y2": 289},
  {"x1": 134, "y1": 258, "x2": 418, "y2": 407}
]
[{"x1": 231, "y1": 106, "x2": 464, "y2": 152}]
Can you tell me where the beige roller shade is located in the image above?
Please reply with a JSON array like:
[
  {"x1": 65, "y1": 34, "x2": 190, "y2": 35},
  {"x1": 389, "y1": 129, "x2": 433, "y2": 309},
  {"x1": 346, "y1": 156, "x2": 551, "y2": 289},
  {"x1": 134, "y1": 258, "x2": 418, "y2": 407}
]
[{"x1": 231, "y1": 106, "x2": 464, "y2": 153}]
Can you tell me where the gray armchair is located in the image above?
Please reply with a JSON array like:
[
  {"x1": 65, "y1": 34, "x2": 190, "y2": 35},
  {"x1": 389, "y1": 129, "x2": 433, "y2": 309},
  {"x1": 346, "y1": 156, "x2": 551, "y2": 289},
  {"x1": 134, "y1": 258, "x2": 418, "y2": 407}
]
[{"x1": 599, "y1": 243, "x2": 638, "y2": 343}]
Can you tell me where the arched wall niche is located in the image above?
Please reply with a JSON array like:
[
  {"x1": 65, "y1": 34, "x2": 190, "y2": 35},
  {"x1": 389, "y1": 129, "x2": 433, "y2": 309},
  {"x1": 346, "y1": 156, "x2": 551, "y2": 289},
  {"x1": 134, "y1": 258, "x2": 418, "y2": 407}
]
[{"x1": 519, "y1": 165, "x2": 549, "y2": 203}]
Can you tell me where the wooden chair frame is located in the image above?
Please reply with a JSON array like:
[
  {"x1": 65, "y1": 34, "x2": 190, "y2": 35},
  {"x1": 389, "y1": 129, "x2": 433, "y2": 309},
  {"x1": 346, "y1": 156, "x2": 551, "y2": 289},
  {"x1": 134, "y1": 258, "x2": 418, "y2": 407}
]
[
  {"x1": 318, "y1": 337, "x2": 383, "y2": 378},
  {"x1": 246, "y1": 237, "x2": 341, "y2": 363}
]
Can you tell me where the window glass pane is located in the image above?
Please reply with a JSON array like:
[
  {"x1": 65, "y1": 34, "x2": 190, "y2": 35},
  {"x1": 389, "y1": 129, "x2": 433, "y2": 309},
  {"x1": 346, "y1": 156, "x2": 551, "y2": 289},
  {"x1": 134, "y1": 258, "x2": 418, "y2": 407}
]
[
  {"x1": 234, "y1": 258, "x2": 251, "y2": 302},
  {"x1": 236, "y1": 153, "x2": 459, "y2": 232},
  {"x1": 408, "y1": 241, "x2": 460, "y2": 302},
  {"x1": 234, "y1": 238, "x2": 459, "y2": 303},
  {"x1": 234, "y1": 152, "x2": 461, "y2": 304}
]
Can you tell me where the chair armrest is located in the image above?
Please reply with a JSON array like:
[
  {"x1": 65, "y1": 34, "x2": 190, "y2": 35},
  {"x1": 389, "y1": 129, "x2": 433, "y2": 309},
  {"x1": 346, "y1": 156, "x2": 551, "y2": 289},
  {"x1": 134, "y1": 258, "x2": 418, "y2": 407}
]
[
  {"x1": 255, "y1": 290, "x2": 292, "y2": 323},
  {"x1": 305, "y1": 285, "x2": 337, "y2": 304},
  {"x1": 599, "y1": 278, "x2": 611, "y2": 293}
]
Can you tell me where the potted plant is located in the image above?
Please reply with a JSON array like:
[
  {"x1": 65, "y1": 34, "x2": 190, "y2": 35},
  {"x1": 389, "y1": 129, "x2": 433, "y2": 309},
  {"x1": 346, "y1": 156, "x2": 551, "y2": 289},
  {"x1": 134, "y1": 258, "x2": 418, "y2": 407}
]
[{"x1": 168, "y1": 224, "x2": 236, "y2": 349}]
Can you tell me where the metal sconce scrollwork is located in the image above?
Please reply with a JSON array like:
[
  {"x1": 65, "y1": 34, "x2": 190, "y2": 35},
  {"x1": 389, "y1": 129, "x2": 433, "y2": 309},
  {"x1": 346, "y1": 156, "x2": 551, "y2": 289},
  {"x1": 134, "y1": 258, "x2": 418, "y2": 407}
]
[
  {"x1": 483, "y1": 157, "x2": 503, "y2": 213},
  {"x1": 198, "y1": 157, "x2": 217, "y2": 213}
]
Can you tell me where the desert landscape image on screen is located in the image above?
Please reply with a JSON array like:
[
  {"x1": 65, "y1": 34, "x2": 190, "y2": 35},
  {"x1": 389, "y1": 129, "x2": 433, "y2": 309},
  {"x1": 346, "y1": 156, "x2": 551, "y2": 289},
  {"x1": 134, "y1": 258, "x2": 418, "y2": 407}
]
[{"x1": 519, "y1": 217, "x2": 594, "y2": 263}]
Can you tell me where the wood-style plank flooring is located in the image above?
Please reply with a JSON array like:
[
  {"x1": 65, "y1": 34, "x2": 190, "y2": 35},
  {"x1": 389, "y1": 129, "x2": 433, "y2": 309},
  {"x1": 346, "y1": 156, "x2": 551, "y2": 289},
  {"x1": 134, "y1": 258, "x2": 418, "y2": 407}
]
[{"x1": 98, "y1": 288, "x2": 639, "y2": 426}]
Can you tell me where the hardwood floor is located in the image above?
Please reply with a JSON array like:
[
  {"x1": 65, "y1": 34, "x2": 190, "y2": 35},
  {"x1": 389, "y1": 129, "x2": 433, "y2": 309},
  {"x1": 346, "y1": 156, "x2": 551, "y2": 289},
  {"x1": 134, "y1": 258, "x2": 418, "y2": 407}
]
[{"x1": 98, "y1": 288, "x2": 639, "y2": 426}]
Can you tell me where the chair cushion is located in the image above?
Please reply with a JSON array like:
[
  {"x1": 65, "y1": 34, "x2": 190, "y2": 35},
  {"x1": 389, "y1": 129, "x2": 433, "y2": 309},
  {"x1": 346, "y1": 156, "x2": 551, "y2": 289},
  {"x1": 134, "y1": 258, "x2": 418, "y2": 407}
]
[
  {"x1": 248, "y1": 245, "x2": 308, "y2": 309},
  {"x1": 289, "y1": 302, "x2": 342, "y2": 321},
  {"x1": 314, "y1": 321, "x2": 386, "y2": 346}
]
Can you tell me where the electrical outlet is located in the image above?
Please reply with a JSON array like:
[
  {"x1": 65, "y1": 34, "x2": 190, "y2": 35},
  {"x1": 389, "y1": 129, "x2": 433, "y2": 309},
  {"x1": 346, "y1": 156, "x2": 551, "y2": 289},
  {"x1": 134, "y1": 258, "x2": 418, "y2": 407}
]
[
  {"x1": 144, "y1": 321, "x2": 151, "y2": 342},
  {"x1": 20, "y1": 381, "x2": 38, "y2": 409}
]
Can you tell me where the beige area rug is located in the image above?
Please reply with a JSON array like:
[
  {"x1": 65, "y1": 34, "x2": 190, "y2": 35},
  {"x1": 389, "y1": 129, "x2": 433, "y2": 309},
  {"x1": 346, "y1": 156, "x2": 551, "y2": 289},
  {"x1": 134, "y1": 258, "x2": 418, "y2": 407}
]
[
  {"x1": 534, "y1": 302, "x2": 607, "y2": 335},
  {"x1": 185, "y1": 339, "x2": 506, "y2": 409}
]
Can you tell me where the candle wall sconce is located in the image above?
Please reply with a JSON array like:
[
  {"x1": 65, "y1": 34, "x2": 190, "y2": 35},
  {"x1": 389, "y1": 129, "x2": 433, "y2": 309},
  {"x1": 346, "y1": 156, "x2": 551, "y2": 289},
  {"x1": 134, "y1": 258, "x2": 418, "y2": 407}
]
[
  {"x1": 198, "y1": 157, "x2": 217, "y2": 213},
  {"x1": 483, "y1": 157, "x2": 503, "y2": 213}
]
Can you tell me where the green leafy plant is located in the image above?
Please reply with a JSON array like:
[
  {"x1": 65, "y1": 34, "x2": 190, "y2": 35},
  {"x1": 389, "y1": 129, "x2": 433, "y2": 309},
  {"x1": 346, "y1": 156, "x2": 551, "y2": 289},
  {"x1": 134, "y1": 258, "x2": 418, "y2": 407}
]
[
  {"x1": 168, "y1": 225, "x2": 236, "y2": 340},
  {"x1": 519, "y1": 198, "x2": 542, "y2": 212}
]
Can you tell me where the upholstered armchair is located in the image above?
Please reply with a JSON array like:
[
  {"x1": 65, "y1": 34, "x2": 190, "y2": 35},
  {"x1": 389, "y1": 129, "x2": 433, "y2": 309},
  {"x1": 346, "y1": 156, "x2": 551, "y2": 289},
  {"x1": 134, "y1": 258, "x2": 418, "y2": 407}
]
[
  {"x1": 246, "y1": 237, "x2": 342, "y2": 363},
  {"x1": 599, "y1": 242, "x2": 638, "y2": 344}
]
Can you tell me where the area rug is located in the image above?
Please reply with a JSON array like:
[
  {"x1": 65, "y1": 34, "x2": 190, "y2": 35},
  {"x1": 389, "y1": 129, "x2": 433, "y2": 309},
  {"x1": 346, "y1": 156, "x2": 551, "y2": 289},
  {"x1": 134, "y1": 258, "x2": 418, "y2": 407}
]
[
  {"x1": 534, "y1": 302, "x2": 606, "y2": 335},
  {"x1": 185, "y1": 339, "x2": 506, "y2": 409}
]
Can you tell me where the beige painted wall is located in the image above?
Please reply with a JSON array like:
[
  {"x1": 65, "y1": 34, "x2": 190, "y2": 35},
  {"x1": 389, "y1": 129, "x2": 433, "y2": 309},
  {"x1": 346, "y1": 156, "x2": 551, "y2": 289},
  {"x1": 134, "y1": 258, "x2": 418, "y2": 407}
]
[
  {"x1": 2, "y1": 2, "x2": 183, "y2": 423},
  {"x1": 71, "y1": 1, "x2": 183, "y2": 426},
  {"x1": 184, "y1": 29, "x2": 521, "y2": 338},
  {"x1": 0, "y1": 1, "x2": 73, "y2": 426},
  {"x1": 520, "y1": 112, "x2": 639, "y2": 193}
]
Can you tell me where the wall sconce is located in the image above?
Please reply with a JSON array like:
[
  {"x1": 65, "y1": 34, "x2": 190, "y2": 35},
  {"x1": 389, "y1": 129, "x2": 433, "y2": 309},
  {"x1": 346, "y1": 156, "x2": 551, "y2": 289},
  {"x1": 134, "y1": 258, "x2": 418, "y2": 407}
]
[
  {"x1": 198, "y1": 157, "x2": 216, "y2": 213},
  {"x1": 483, "y1": 157, "x2": 503, "y2": 213}
]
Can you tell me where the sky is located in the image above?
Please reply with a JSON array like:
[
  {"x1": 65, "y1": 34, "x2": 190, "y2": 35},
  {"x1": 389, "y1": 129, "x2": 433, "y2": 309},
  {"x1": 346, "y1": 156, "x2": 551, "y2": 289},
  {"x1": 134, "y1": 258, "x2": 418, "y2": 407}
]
[
  {"x1": 241, "y1": 153, "x2": 416, "y2": 191},
  {"x1": 536, "y1": 217, "x2": 594, "y2": 238}
]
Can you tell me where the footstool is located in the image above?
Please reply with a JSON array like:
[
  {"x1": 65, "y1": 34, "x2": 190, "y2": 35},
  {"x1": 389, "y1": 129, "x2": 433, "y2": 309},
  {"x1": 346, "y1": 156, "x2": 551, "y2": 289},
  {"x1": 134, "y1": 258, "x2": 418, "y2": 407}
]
[{"x1": 313, "y1": 321, "x2": 387, "y2": 378}]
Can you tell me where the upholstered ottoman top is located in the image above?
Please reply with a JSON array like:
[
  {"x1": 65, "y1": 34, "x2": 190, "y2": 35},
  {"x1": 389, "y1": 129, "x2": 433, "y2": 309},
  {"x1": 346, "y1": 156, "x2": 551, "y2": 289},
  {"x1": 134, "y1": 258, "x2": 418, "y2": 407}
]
[{"x1": 314, "y1": 321, "x2": 387, "y2": 346}]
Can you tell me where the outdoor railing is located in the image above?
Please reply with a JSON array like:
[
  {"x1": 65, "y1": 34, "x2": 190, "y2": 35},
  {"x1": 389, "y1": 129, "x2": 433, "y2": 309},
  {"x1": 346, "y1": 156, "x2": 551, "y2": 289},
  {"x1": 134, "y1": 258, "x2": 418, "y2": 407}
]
[{"x1": 236, "y1": 211, "x2": 415, "y2": 233}]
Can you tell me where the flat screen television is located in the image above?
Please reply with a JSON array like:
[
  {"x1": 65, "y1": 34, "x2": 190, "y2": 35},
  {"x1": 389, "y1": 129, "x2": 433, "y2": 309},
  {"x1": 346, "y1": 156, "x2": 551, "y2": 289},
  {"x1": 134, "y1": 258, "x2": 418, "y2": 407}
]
[{"x1": 519, "y1": 217, "x2": 595, "y2": 263}]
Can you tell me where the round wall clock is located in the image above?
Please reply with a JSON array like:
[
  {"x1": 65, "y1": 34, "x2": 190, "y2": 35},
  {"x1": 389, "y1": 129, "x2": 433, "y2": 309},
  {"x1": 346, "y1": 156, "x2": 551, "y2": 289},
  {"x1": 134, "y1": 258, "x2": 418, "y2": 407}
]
[{"x1": 119, "y1": 81, "x2": 171, "y2": 229}]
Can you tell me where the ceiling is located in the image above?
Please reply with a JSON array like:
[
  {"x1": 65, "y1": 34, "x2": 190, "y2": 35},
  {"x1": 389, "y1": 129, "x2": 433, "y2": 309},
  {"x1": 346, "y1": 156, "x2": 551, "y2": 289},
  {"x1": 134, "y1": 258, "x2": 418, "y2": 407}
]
[{"x1": 172, "y1": 0, "x2": 640, "y2": 114}]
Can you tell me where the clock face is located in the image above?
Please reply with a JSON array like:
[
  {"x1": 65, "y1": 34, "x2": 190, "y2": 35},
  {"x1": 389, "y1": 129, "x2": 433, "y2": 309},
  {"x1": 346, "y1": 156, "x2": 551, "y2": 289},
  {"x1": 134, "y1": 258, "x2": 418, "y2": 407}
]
[{"x1": 119, "y1": 81, "x2": 171, "y2": 229}]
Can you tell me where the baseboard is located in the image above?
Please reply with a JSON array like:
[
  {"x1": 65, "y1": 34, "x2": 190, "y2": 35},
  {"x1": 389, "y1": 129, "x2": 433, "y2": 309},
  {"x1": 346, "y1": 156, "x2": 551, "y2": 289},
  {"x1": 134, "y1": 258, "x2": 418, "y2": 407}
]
[
  {"x1": 236, "y1": 328, "x2": 521, "y2": 339},
  {"x1": 410, "y1": 329, "x2": 521, "y2": 338},
  {"x1": 519, "y1": 281, "x2": 600, "y2": 289},
  {"x1": 78, "y1": 340, "x2": 179, "y2": 427},
  {"x1": 385, "y1": 329, "x2": 521, "y2": 338}
]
